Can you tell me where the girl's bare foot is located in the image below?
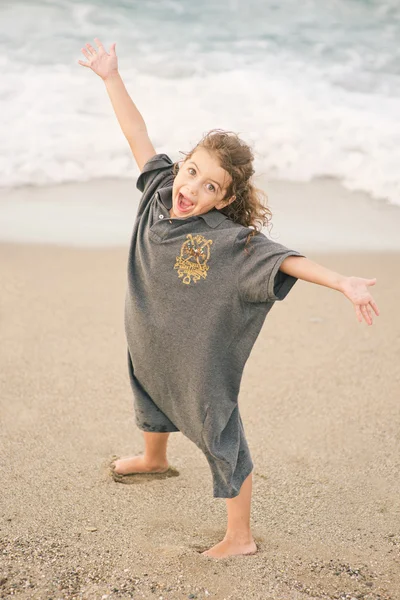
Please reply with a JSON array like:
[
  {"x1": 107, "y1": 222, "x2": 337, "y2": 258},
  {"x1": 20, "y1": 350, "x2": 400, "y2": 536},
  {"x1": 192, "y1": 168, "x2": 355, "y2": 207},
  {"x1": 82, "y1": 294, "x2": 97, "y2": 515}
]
[
  {"x1": 201, "y1": 536, "x2": 257, "y2": 559},
  {"x1": 112, "y1": 455, "x2": 169, "y2": 475}
]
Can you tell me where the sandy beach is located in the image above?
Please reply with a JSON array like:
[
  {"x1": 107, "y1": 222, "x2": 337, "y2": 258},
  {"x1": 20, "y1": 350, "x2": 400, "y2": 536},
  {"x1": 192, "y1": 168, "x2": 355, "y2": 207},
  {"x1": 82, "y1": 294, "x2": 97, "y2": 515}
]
[{"x1": 1, "y1": 178, "x2": 400, "y2": 599}]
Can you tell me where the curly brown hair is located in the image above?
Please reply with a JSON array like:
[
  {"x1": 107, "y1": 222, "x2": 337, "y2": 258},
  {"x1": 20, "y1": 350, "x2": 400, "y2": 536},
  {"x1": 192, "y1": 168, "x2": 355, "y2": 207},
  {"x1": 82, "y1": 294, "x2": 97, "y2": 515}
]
[{"x1": 173, "y1": 129, "x2": 272, "y2": 245}]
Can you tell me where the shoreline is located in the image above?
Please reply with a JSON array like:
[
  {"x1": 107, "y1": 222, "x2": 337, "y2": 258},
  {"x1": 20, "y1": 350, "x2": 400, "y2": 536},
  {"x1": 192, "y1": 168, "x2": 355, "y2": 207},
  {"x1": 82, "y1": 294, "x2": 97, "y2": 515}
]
[{"x1": 1, "y1": 175, "x2": 400, "y2": 251}]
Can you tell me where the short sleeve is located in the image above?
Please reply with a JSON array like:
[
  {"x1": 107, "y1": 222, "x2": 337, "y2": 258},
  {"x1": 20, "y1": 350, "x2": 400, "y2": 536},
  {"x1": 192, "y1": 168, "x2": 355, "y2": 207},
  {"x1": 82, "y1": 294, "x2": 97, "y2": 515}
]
[
  {"x1": 136, "y1": 153, "x2": 175, "y2": 194},
  {"x1": 234, "y1": 228, "x2": 306, "y2": 303}
]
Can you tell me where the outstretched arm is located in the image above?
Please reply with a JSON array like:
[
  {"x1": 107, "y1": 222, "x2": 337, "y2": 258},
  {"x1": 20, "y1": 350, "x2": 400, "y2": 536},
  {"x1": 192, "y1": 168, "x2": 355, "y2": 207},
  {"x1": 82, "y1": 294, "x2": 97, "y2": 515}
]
[
  {"x1": 279, "y1": 256, "x2": 380, "y2": 326},
  {"x1": 78, "y1": 38, "x2": 156, "y2": 171}
]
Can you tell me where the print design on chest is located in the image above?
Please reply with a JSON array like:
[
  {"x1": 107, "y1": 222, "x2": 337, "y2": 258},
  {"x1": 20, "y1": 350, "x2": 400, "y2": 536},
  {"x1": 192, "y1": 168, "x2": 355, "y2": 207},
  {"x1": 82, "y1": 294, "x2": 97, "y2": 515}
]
[{"x1": 174, "y1": 233, "x2": 213, "y2": 285}]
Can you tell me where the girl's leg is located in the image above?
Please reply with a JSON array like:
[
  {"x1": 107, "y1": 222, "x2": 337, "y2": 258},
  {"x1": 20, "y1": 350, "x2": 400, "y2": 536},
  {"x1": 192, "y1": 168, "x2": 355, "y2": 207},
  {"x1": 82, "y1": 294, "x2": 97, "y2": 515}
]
[
  {"x1": 202, "y1": 472, "x2": 257, "y2": 558},
  {"x1": 112, "y1": 431, "x2": 171, "y2": 474}
]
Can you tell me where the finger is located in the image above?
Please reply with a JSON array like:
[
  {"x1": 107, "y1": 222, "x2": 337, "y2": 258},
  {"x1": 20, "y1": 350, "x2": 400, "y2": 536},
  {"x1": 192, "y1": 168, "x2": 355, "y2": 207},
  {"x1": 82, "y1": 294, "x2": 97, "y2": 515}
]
[
  {"x1": 364, "y1": 304, "x2": 373, "y2": 325},
  {"x1": 94, "y1": 37, "x2": 104, "y2": 50},
  {"x1": 81, "y1": 47, "x2": 91, "y2": 58},
  {"x1": 109, "y1": 42, "x2": 117, "y2": 55},
  {"x1": 367, "y1": 278, "x2": 377, "y2": 286},
  {"x1": 85, "y1": 42, "x2": 97, "y2": 55},
  {"x1": 77, "y1": 60, "x2": 91, "y2": 67},
  {"x1": 360, "y1": 305, "x2": 370, "y2": 325},
  {"x1": 360, "y1": 305, "x2": 372, "y2": 325},
  {"x1": 370, "y1": 300, "x2": 380, "y2": 316},
  {"x1": 355, "y1": 305, "x2": 363, "y2": 323}
]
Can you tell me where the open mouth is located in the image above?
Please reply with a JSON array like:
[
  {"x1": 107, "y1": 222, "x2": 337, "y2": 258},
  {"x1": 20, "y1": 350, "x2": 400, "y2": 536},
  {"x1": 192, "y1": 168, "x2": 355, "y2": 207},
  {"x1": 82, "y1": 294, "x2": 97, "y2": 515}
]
[{"x1": 177, "y1": 192, "x2": 195, "y2": 213}]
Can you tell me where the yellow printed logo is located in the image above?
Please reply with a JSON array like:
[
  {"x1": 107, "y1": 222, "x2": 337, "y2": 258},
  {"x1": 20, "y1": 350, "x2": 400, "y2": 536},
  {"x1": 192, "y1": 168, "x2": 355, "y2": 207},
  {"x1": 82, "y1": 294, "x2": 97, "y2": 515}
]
[{"x1": 174, "y1": 234, "x2": 213, "y2": 285}]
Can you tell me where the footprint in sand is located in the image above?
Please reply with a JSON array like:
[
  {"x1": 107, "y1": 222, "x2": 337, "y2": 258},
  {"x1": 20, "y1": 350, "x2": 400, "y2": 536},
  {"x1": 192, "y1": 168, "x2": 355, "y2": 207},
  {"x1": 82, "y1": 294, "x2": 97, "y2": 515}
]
[{"x1": 107, "y1": 455, "x2": 180, "y2": 485}]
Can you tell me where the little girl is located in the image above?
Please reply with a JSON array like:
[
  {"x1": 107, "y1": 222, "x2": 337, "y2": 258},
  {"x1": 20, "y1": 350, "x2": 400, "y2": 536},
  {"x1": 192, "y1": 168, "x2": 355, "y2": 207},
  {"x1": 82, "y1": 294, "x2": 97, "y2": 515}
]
[{"x1": 78, "y1": 39, "x2": 380, "y2": 559}]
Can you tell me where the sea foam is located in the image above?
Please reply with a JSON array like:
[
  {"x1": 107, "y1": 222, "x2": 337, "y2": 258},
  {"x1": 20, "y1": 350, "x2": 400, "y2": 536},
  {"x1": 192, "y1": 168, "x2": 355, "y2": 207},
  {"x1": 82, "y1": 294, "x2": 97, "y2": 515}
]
[{"x1": 1, "y1": 0, "x2": 399, "y2": 206}]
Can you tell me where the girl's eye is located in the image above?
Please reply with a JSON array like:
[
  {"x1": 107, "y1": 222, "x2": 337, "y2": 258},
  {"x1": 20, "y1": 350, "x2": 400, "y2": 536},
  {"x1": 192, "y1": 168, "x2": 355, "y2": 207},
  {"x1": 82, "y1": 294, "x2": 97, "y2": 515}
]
[{"x1": 187, "y1": 167, "x2": 215, "y2": 192}]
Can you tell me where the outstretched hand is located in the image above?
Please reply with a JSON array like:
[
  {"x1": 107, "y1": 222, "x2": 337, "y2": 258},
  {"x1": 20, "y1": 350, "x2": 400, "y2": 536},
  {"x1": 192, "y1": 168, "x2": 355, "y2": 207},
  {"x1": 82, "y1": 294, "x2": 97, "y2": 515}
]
[
  {"x1": 78, "y1": 37, "x2": 118, "y2": 80},
  {"x1": 341, "y1": 276, "x2": 380, "y2": 325}
]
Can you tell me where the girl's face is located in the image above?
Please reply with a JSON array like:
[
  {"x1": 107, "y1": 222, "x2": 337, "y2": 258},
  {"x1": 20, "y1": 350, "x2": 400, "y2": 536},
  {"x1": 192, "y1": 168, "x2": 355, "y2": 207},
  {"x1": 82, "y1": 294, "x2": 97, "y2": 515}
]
[{"x1": 171, "y1": 148, "x2": 234, "y2": 219}]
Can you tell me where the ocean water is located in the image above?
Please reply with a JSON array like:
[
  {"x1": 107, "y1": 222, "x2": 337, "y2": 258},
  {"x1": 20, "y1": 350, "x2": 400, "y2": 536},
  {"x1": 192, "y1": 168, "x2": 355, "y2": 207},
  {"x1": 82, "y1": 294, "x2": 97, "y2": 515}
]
[{"x1": 2, "y1": 0, "x2": 400, "y2": 205}]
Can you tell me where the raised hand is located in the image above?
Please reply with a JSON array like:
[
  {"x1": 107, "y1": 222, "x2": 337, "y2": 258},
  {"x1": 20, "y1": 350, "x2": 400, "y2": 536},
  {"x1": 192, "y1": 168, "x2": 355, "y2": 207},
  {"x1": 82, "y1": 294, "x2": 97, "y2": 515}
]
[
  {"x1": 78, "y1": 37, "x2": 118, "y2": 80},
  {"x1": 341, "y1": 276, "x2": 380, "y2": 325}
]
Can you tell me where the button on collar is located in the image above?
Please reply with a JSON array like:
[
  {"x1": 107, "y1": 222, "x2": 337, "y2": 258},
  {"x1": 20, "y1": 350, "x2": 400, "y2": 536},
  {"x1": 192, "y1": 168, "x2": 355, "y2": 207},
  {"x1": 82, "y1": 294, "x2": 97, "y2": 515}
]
[{"x1": 159, "y1": 214, "x2": 164, "y2": 220}]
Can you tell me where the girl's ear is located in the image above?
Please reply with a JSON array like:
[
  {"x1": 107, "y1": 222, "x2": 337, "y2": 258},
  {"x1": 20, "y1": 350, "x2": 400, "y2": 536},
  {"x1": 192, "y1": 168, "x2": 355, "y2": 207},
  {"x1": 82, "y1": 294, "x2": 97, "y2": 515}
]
[
  {"x1": 216, "y1": 195, "x2": 236, "y2": 210},
  {"x1": 225, "y1": 195, "x2": 236, "y2": 206}
]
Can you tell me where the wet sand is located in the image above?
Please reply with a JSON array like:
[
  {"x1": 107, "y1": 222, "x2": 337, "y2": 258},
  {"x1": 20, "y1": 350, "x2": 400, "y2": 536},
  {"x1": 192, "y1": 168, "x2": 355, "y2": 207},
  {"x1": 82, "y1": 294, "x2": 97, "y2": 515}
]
[
  {"x1": 1, "y1": 177, "x2": 399, "y2": 599},
  {"x1": 1, "y1": 175, "x2": 400, "y2": 252}
]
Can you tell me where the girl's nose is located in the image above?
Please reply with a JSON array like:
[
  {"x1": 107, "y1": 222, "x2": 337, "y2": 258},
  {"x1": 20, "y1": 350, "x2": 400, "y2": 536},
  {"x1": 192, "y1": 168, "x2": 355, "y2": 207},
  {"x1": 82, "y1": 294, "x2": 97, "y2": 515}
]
[{"x1": 187, "y1": 185, "x2": 198, "y2": 198}]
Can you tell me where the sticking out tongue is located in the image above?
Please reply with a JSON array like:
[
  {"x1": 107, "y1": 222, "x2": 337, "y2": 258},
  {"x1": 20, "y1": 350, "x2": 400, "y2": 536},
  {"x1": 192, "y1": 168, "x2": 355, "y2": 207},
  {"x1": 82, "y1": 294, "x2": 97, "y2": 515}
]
[{"x1": 178, "y1": 193, "x2": 194, "y2": 212}]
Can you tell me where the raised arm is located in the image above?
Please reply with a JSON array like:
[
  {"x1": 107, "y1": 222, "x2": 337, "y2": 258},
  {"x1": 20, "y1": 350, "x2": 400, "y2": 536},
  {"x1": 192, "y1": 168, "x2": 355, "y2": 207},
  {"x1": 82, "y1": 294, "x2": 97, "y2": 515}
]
[
  {"x1": 78, "y1": 38, "x2": 156, "y2": 171},
  {"x1": 279, "y1": 256, "x2": 380, "y2": 326}
]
